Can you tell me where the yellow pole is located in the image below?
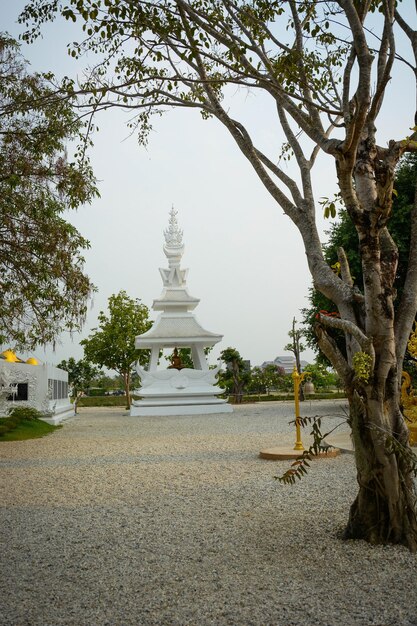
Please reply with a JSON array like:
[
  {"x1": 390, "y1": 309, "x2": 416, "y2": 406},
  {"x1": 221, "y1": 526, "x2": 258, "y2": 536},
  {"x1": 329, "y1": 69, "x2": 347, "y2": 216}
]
[{"x1": 292, "y1": 367, "x2": 306, "y2": 451}]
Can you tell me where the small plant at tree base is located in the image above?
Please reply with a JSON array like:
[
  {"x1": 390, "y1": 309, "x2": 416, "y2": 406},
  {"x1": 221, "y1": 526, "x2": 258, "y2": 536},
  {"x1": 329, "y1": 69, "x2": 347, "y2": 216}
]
[{"x1": 276, "y1": 415, "x2": 345, "y2": 485}]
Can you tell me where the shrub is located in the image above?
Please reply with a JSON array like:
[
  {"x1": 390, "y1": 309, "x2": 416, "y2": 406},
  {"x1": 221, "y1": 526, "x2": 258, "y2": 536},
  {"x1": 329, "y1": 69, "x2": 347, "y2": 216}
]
[
  {"x1": 8, "y1": 406, "x2": 43, "y2": 421},
  {"x1": 0, "y1": 406, "x2": 45, "y2": 437},
  {"x1": 87, "y1": 388, "x2": 107, "y2": 396},
  {"x1": 77, "y1": 395, "x2": 140, "y2": 407},
  {"x1": 239, "y1": 391, "x2": 346, "y2": 403}
]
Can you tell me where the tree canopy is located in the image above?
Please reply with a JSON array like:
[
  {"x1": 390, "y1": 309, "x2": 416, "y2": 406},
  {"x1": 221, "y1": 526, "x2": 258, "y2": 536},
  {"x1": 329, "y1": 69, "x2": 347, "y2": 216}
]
[
  {"x1": 219, "y1": 346, "x2": 250, "y2": 403},
  {"x1": 58, "y1": 356, "x2": 99, "y2": 412},
  {"x1": 303, "y1": 154, "x2": 417, "y2": 365},
  {"x1": 19, "y1": 1, "x2": 417, "y2": 549},
  {"x1": 0, "y1": 34, "x2": 98, "y2": 349},
  {"x1": 81, "y1": 290, "x2": 152, "y2": 408},
  {"x1": 247, "y1": 363, "x2": 286, "y2": 394}
]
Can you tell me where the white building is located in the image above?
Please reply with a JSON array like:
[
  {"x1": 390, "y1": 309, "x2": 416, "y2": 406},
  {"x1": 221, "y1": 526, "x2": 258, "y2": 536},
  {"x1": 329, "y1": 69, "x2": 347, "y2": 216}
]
[
  {"x1": 0, "y1": 350, "x2": 72, "y2": 424},
  {"x1": 260, "y1": 355, "x2": 309, "y2": 374}
]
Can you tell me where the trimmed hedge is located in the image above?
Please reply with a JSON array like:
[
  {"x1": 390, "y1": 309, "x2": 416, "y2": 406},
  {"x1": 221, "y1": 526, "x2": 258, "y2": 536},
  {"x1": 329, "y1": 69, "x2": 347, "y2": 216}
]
[
  {"x1": 77, "y1": 395, "x2": 141, "y2": 407},
  {"x1": 228, "y1": 392, "x2": 347, "y2": 404},
  {"x1": 76, "y1": 392, "x2": 346, "y2": 407}
]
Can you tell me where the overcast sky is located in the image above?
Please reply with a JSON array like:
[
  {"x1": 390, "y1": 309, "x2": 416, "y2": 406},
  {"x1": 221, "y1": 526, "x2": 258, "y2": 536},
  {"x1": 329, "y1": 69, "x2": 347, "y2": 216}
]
[{"x1": 2, "y1": 3, "x2": 415, "y2": 371}]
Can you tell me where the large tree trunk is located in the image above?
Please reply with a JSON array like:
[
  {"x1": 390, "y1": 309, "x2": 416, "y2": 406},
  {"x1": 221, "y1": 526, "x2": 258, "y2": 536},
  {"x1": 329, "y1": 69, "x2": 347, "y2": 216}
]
[
  {"x1": 344, "y1": 390, "x2": 417, "y2": 550},
  {"x1": 232, "y1": 361, "x2": 244, "y2": 404},
  {"x1": 317, "y1": 307, "x2": 417, "y2": 551},
  {"x1": 314, "y1": 142, "x2": 417, "y2": 551}
]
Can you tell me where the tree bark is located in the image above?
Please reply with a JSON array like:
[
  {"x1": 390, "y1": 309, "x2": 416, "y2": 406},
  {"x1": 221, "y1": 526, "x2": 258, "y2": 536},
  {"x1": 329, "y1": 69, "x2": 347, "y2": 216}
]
[
  {"x1": 232, "y1": 361, "x2": 243, "y2": 404},
  {"x1": 344, "y1": 390, "x2": 417, "y2": 551},
  {"x1": 328, "y1": 139, "x2": 417, "y2": 551},
  {"x1": 123, "y1": 370, "x2": 131, "y2": 410}
]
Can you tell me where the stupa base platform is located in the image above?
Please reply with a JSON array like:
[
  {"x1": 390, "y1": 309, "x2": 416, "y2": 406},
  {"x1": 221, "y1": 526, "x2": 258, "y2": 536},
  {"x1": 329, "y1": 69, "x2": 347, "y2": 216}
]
[
  {"x1": 259, "y1": 445, "x2": 341, "y2": 460},
  {"x1": 130, "y1": 400, "x2": 233, "y2": 416}
]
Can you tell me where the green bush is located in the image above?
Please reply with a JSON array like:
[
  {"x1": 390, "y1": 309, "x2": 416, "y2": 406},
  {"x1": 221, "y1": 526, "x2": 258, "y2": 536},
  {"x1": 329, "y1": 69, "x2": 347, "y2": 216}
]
[
  {"x1": 87, "y1": 388, "x2": 108, "y2": 397},
  {"x1": 74, "y1": 392, "x2": 347, "y2": 408},
  {"x1": 0, "y1": 416, "x2": 60, "y2": 441},
  {"x1": 238, "y1": 391, "x2": 346, "y2": 403},
  {"x1": 6, "y1": 416, "x2": 20, "y2": 428},
  {"x1": 9, "y1": 406, "x2": 43, "y2": 420},
  {"x1": 0, "y1": 406, "x2": 45, "y2": 437}
]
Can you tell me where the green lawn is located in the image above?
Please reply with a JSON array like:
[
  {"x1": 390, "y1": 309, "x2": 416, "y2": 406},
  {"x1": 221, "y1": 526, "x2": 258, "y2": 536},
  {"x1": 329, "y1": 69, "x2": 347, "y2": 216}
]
[{"x1": 0, "y1": 418, "x2": 61, "y2": 441}]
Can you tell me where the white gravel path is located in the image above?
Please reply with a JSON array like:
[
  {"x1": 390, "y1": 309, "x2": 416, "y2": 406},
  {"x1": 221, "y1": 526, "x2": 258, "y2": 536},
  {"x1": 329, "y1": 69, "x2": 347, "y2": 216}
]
[{"x1": 1, "y1": 400, "x2": 416, "y2": 626}]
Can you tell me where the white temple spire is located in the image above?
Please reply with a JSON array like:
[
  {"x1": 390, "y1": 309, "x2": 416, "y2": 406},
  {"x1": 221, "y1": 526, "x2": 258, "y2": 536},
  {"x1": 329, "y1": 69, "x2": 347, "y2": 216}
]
[
  {"x1": 160, "y1": 207, "x2": 187, "y2": 287},
  {"x1": 164, "y1": 206, "x2": 183, "y2": 248},
  {"x1": 131, "y1": 206, "x2": 232, "y2": 416}
]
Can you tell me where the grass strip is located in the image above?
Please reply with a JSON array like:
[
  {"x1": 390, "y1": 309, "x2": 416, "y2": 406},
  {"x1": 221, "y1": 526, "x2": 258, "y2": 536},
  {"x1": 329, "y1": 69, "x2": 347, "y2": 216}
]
[
  {"x1": 0, "y1": 418, "x2": 61, "y2": 441},
  {"x1": 0, "y1": 406, "x2": 61, "y2": 441}
]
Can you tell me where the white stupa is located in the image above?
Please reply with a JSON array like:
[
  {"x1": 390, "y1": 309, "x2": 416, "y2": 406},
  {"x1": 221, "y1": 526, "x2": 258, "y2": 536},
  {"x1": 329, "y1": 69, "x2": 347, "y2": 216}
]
[{"x1": 130, "y1": 208, "x2": 232, "y2": 416}]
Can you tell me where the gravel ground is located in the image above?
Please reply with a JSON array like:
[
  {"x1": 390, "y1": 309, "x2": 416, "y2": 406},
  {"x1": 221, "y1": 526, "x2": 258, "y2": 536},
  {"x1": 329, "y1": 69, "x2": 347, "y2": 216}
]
[{"x1": 1, "y1": 400, "x2": 417, "y2": 626}]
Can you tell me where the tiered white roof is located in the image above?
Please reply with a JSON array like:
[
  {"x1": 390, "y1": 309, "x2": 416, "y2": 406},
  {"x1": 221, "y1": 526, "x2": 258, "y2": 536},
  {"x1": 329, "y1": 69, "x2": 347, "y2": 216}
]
[{"x1": 136, "y1": 208, "x2": 222, "y2": 349}]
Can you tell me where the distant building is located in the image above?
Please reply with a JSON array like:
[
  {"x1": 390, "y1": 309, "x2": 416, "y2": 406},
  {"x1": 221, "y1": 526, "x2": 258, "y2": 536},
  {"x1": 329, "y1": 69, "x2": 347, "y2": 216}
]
[
  {"x1": 260, "y1": 355, "x2": 309, "y2": 374},
  {"x1": 226, "y1": 359, "x2": 251, "y2": 372}
]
